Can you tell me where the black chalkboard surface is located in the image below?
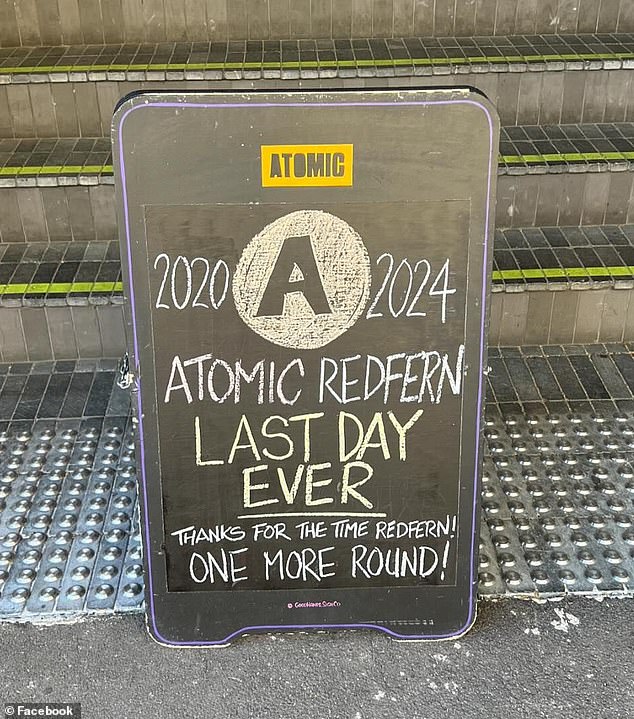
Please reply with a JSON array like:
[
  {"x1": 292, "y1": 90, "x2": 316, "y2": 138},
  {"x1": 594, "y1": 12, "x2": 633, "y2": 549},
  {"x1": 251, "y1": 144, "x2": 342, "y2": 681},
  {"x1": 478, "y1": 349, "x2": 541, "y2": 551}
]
[{"x1": 113, "y1": 90, "x2": 499, "y2": 646}]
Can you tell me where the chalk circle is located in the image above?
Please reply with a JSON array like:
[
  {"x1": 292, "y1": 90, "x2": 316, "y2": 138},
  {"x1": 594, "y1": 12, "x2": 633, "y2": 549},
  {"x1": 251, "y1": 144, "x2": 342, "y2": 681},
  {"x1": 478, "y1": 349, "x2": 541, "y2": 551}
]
[{"x1": 232, "y1": 210, "x2": 371, "y2": 349}]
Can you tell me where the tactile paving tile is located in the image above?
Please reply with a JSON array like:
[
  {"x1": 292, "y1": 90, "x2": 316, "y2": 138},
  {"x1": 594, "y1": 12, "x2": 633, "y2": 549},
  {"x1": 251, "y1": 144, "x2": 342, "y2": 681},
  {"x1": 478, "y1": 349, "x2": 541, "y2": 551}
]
[
  {"x1": 1, "y1": 348, "x2": 634, "y2": 623},
  {"x1": 478, "y1": 408, "x2": 634, "y2": 597},
  {"x1": 0, "y1": 362, "x2": 143, "y2": 621}
]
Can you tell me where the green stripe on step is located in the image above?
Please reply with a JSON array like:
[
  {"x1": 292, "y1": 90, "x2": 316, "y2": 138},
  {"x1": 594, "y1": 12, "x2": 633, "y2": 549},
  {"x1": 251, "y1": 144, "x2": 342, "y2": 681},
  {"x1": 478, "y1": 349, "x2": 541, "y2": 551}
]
[
  {"x1": 0, "y1": 281, "x2": 124, "y2": 295},
  {"x1": 0, "y1": 147, "x2": 632, "y2": 180},
  {"x1": 492, "y1": 267, "x2": 634, "y2": 282},
  {"x1": 1, "y1": 268, "x2": 633, "y2": 295},
  {"x1": 500, "y1": 151, "x2": 634, "y2": 164},
  {"x1": 0, "y1": 165, "x2": 113, "y2": 176}
]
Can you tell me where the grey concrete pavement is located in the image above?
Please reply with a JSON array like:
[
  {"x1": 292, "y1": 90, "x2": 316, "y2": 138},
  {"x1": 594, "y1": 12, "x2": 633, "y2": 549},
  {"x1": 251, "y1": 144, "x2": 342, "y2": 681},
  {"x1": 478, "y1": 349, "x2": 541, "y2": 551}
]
[{"x1": 0, "y1": 596, "x2": 632, "y2": 719}]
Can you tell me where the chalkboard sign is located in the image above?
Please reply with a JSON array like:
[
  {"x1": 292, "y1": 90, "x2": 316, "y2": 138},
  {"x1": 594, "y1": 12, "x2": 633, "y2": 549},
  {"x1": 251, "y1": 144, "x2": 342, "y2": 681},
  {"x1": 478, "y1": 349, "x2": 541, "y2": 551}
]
[{"x1": 113, "y1": 90, "x2": 499, "y2": 646}]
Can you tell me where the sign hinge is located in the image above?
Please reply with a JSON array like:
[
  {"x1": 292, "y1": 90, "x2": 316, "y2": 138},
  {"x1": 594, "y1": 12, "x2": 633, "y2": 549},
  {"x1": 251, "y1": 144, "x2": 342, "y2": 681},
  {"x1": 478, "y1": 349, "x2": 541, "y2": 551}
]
[{"x1": 117, "y1": 353, "x2": 135, "y2": 390}]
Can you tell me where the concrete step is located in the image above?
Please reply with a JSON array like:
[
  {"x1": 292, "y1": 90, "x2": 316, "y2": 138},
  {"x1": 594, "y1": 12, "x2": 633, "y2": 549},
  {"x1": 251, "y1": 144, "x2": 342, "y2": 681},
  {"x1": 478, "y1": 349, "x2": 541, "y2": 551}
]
[
  {"x1": 490, "y1": 225, "x2": 634, "y2": 346},
  {"x1": 1, "y1": 36, "x2": 634, "y2": 135},
  {"x1": 2, "y1": 345, "x2": 634, "y2": 621},
  {"x1": 1, "y1": 1, "x2": 633, "y2": 47},
  {"x1": 1, "y1": 226, "x2": 634, "y2": 362},
  {"x1": 3, "y1": 123, "x2": 634, "y2": 243},
  {"x1": 0, "y1": 240, "x2": 125, "y2": 362}
]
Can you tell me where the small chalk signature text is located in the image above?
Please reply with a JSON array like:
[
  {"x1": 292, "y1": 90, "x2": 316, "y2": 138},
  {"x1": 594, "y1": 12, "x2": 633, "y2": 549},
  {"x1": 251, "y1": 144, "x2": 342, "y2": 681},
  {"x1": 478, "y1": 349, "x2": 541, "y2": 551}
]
[{"x1": 287, "y1": 600, "x2": 341, "y2": 609}]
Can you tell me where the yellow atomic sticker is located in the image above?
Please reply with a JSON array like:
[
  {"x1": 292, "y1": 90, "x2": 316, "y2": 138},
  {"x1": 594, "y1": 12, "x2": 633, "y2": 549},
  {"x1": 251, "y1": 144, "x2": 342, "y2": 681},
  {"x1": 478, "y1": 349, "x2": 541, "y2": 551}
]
[{"x1": 261, "y1": 144, "x2": 353, "y2": 187}]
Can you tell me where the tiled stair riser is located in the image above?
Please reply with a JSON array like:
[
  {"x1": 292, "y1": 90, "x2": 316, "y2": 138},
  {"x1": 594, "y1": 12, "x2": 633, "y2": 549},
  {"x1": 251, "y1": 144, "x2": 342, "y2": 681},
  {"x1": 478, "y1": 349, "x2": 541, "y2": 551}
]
[
  {"x1": 498, "y1": 173, "x2": 634, "y2": 229},
  {"x1": 0, "y1": 306, "x2": 126, "y2": 363},
  {"x1": 490, "y1": 289, "x2": 634, "y2": 347},
  {"x1": 1, "y1": 72, "x2": 634, "y2": 140},
  {"x1": 2, "y1": 174, "x2": 634, "y2": 242},
  {"x1": 1, "y1": 2, "x2": 632, "y2": 46},
  {"x1": 0, "y1": 186, "x2": 115, "y2": 244},
  {"x1": 1, "y1": 290, "x2": 633, "y2": 362}
]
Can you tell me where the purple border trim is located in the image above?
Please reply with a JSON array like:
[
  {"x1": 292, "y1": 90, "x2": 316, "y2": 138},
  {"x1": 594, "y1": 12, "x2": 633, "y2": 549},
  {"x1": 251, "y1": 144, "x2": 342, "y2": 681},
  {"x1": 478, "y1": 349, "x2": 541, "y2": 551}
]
[{"x1": 116, "y1": 96, "x2": 495, "y2": 647}]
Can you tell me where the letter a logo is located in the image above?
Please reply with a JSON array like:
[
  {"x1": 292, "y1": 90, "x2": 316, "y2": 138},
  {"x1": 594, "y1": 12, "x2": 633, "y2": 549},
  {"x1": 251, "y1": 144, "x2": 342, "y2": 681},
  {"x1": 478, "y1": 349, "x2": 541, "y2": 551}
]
[
  {"x1": 232, "y1": 210, "x2": 371, "y2": 349},
  {"x1": 256, "y1": 235, "x2": 332, "y2": 317}
]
